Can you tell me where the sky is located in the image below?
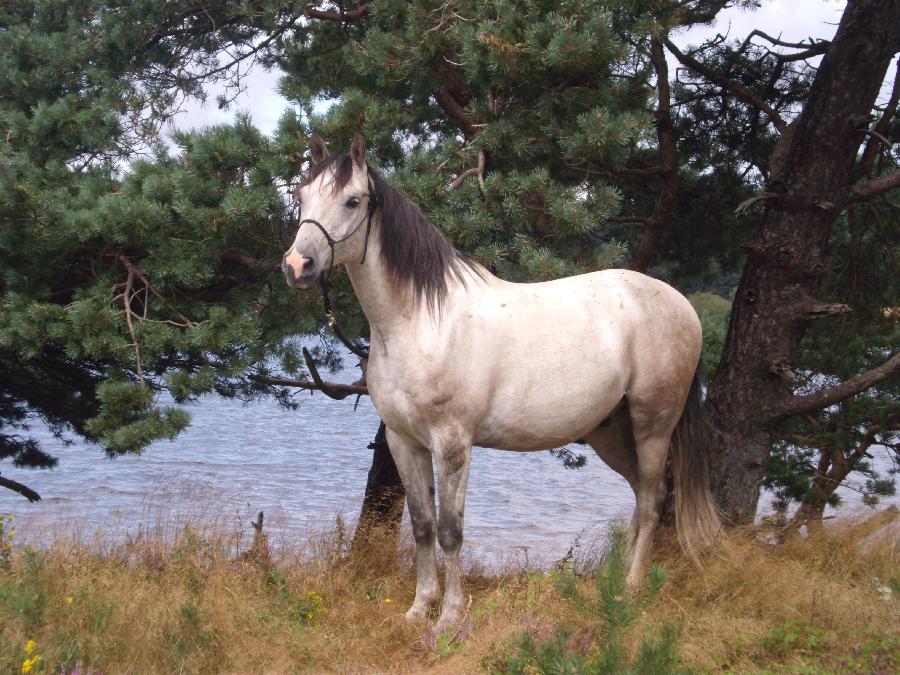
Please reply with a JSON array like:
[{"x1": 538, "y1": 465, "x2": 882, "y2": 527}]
[{"x1": 169, "y1": 0, "x2": 880, "y2": 139}]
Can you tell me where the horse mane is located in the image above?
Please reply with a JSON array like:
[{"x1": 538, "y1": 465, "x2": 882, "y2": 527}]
[{"x1": 299, "y1": 153, "x2": 481, "y2": 313}]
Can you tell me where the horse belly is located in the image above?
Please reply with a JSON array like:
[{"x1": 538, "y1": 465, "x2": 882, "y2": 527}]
[{"x1": 474, "y1": 369, "x2": 627, "y2": 451}]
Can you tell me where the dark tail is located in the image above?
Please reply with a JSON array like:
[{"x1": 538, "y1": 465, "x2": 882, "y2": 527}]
[{"x1": 672, "y1": 366, "x2": 722, "y2": 564}]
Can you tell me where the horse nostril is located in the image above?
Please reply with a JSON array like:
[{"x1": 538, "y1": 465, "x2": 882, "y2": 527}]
[{"x1": 302, "y1": 256, "x2": 315, "y2": 274}]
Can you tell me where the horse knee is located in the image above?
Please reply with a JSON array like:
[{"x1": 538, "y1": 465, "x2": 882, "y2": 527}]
[
  {"x1": 437, "y1": 513, "x2": 463, "y2": 552},
  {"x1": 410, "y1": 513, "x2": 435, "y2": 545}
]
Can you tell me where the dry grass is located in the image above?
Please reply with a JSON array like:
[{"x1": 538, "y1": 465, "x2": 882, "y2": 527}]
[{"x1": 0, "y1": 511, "x2": 897, "y2": 674}]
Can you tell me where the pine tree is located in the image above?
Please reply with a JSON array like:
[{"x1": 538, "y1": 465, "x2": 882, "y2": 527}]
[{"x1": 0, "y1": 2, "x2": 323, "y2": 494}]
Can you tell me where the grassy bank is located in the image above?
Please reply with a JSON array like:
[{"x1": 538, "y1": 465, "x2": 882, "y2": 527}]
[{"x1": 0, "y1": 513, "x2": 897, "y2": 674}]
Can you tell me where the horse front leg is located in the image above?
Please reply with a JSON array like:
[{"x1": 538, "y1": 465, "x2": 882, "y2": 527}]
[
  {"x1": 385, "y1": 428, "x2": 439, "y2": 621},
  {"x1": 433, "y1": 437, "x2": 473, "y2": 632}
]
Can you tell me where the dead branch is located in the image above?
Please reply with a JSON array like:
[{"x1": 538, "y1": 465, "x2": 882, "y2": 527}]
[
  {"x1": 611, "y1": 165, "x2": 666, "y2": 177},
  {"x1": 847, "y1": 169, "x2": 900, "y2": 203},
  {"x1": 606, "y1": 215, "x2": 650, "y2": 224},
  {"x1": 117, "y1": 256, "x2": 196, "y2": 328},
  {"x1": 798, "y1": 300, "x2": 852, "y2": 320},
  {"x1": 448, "y1": 149, "x2": 486, "y2": 191},
  {"x1": 665, "y1": 38, "x2": 787, "y2": 133},
  {"x1": 300, "y1": 347, "x2": 366, "y2": 401},
  {"x1": 766, "y1": 352, "x2": 900, "y2": 425},
  {"x1": 862, "y1": 61, "x2": 900, "y2": 177},
  {"x1": 303, "y1": 3, "x2": 369, "y2": 22},
  {"x1": 738, "y1": 29, "x2": 830, "y2": 63},
  {"x1": 0, "y1": 473, "x2": 41, "y2": 502},
  {"x1": 114, "y1": 259, "x2": 143, "y2": 382},
  {"x1": 434, "y1": 88, "x2": 478, "y2": 138},
  {"x1": 629, "y1": 35, "x2": 680, "y2": 273},
  {"x1": 252, "y1": 373, "x2": 369, "y2": 397},
  {"x1": 741, "y1": 30, "x2": 830, "y2": 52}
]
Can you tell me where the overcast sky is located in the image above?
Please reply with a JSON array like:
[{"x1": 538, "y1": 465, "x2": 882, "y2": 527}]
[{"x1": 169, "y1": 0, "x2": 885, "y2": 139}]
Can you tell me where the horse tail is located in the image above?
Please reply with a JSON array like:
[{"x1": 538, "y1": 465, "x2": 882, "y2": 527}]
[{"x1": 672, "y1": 364, "x2": 722, "y2": 565}]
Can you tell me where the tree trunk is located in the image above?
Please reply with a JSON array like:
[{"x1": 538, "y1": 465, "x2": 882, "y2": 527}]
[
  {"x1": 706, "y1": 0, "x2": 900, "y2": 523},
  {"x1": 352, "y1": 421, "x2": 405, "y2": 549}
]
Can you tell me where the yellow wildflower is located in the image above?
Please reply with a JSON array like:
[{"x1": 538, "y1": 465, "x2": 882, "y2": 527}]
[
  {"x1": 24, "y1": 640, "x2": 35, "y2": 655},
  {"x1": 66, "y1": 596, "x2": 74, "y2": 605},
  {"x1": 22, "y1": 655, "x2": 41, "y2": 673},
  {"x1": 385, "y1": 597, "x2": 391, "y2": 604}
]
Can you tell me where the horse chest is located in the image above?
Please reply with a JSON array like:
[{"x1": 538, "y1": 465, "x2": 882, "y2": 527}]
[{"x1": 366, "y1": 350, "x2": 471, "y2": 438}]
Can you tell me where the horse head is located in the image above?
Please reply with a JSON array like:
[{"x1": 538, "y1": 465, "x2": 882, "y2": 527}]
[{"x1": 282, "y1": 132, "x2": 375, "y2": 288}]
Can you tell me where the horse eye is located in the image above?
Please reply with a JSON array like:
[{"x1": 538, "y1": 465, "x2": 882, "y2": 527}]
[{"x1": 345, "y1": 197, "x2": 360, "y2": 208}]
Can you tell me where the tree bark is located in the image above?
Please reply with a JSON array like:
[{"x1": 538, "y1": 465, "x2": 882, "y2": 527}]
[
  {"x1": 705, "y1": 0, "x2": 900, "y2": 524},
  {"x1": 352, "y1": 421, "x2": 405, "y2": 549}
]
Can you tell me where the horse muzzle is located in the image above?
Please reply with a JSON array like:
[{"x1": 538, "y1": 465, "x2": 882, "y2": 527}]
[{"x1": 282, "y1": 249, "x2": 319, "y2": 289}]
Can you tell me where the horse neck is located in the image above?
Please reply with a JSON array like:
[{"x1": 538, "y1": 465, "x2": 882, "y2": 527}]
[{"x1": 343, "y1": 223, "x2": 417, "y2": 338}]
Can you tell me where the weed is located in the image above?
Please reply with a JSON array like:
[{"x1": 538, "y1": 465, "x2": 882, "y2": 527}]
[
  {"x1": 0, "y1": 515, "x2": 13, "y2": 569},
  {"x1": 0, "y1": 548, "x2": 48, "y2": 627},
  {"x1": 761, "y1": 619, "x2": 836, "y2": 657}
]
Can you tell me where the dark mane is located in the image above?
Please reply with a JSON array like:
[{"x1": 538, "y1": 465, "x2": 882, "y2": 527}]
[{"x1": 298, "y1": 153, "x2": 480, "y2": 312}]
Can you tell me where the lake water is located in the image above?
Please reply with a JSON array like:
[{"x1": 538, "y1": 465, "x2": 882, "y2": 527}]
[{"x1": 1, "y1": 357, "x2": 895, "y2": 566}]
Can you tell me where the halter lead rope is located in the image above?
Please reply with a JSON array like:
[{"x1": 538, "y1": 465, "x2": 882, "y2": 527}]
[{"x1": 293, "y1": 175, "x2": 377, "y2": 361}]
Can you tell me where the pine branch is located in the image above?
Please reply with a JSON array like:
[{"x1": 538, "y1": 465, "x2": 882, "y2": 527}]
[
  {"x1": 664, "y1": 38, "x2": 787, "y2": 133},
  {"x1": 766, "y1": 352, "x2": 900, "y2": 425}
]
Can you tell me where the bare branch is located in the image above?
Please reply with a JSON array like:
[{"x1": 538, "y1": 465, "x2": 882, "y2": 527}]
[
  {"x1": 766, "y1": 352, "x2": 900, "y2": 424},
  {"x1": 664, "y1": 38, "x2": 787, "y2": 133}
]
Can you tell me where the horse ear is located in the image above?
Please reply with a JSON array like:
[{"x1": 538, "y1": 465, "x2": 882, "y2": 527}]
[
  {"x1": 309, "y1": 131, "x2": 329, "y2": 165},
  {"x1": 350, "y1": 133, "x2": 366, "y2": 168}
]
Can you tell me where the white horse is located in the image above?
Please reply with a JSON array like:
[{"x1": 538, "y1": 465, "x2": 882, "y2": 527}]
[{"x1": 283, "y1": 134, "x2": 721, "y2": 631}]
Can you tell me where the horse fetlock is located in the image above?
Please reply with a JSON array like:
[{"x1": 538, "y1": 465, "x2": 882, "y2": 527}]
[
  {"x1": 435, "y1": 603, "x2": 463, "y2": 633},
  {"x1": 406, "y1": 586, "x2": 439, "y2": 622},
  {"x1": 404, "y1": 602, "x2": 431, "y2": 622}
]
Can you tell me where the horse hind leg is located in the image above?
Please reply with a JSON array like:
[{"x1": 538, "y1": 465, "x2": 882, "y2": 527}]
[
  {"x1": 385, "y1": 428, "x2": 440, "y2": 621},
  {"x1": 625, "y1": 408, "x2": 678, "y2": 588},
  {"x1": 582, "y1": 403, "x2": 640, "y2": 551}
]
